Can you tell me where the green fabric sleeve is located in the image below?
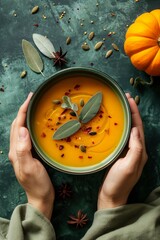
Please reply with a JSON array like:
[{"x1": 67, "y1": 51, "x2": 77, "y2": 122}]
[
  {"x1": 0, "y1": 204, "x2": 56, "y2": 240},
  {"x1": 82, "y1": 187, "x2": 160, "y2": 240}
]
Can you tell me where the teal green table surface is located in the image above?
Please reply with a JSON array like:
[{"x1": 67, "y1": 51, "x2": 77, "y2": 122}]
[{"x1": 1, "y1": 0, "x2": 160, "y2": 239}]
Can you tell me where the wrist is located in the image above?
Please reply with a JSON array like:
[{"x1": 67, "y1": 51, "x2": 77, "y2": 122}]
[
  {"x1": 28, "y1": 193, "x2": 54, "y2": 220},
  {"x1": 98, "y1": 193, "x2": 127, "y2": 210}
]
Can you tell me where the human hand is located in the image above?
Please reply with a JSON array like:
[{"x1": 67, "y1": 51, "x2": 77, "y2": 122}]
[
  {"x1": 97, "y1": 93, "x2": 148, "y2": 210},
  {"x1": 8, "y1": 93, "x2": 55, "y2": 219}
]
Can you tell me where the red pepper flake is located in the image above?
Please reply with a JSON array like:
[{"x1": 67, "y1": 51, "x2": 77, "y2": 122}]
[
  {"x1": 61, "y1": 154, "x2": 64, "y2": 157},
  {"x1": 79, "y1": 156, "x2": 83, "y2": 159},
  {"x1": 59, "y1": 145, "x2": 64, "y2": 150},
  {"x1": 114, "y1": 123, "x2": 118, "y2": 126},
  {"x1": 92, "y1": 141, "x2": 95, "y2": 144},
  {"x1": 96, "y1": 126, "x2": 100, "y2": 129},
  {"x1": 74, "y1": 145, "x2": 79, "y2": 148},
  {"x1": 48, "y1": 118, "x2": 52, "y2": 121},
  {"x1": 74, "y1": 84, "x2": 80, "y2": 90},
  {"x1": 51, "y1": 128, "x2": 54, "y2": 130},
  {"x1": 108, "y1": 115, "x2": 112, "y2": 118},
  {"x1": 99, "y1": 114, "x2": 103, "y2": 118},
  {"x1": 68, "y1": 89, "x2": 71, "y2": 92},
  {"x1": 66, "y1": 137, "x2": 71, "y2": 142},
  {"x1": 83, "y1": 126, "x2": 92, "y2": 133},
  {"x1": 99, "y1": 110, "x2": 104, "y2": 114},
  {"x1": 33, "y1": 23, "x2": 39, "y2": 27},
  {"x1": 88, "y1": 156, "x2": 92, "y2": 159},
  {"x1": 65, "y1": 91, "x2": 70, "y2": 96},
  {"x1": 41, "y1": 132, "x2": 46, "y2": 138}
]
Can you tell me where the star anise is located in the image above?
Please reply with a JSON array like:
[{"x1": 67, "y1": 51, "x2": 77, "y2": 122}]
[
  {"x1": 58, "y1": 183, "x2": 72, "y2": 199},
  {"x1": 67, "y1": 210, "x2": 88, "y2": 228},
  {"x1": 53, "y1": 47, "x2": 67, "y2": 66}
]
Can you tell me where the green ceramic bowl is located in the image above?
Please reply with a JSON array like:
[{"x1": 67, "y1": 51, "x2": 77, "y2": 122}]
[{"x1": 27, "y1": 67, "x2": 131, "y2": 174}]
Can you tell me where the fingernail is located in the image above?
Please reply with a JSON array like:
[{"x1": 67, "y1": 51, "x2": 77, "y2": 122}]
[
  {"x1": 28, "y1": 92, "x2": 33, "y2": 99},
  {"x1": 18, "y1": 127, "x2": 27, "y2": 141}
]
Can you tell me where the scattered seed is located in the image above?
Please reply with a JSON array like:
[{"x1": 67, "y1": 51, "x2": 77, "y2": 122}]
[
  {"x1": 42, "y1": 14, "x2": 47, "y2": 19},
  {"x1": 88, "y1": 31, "x2": 95, "y2": 41},
  {"x1": 80, "y1": 99, "x2": 84, "y2": 107},
  {"x1": 130, "y1": 77, "x2": 134, "y2": 86},
  {"x1": 80, "y1": 145, "x2": 86, "y2": 153},
  {"x1": 70, "y1": 111, "x2": 76, "y2": 116},
  {"x1": 112, "y1": 43, "x2": 119, "y2": 51},
  {"x1": 0, "y1": 150, "x2": 3, "y2": 154},
  {"x1": 89, "y1": 131, "x2": 97, "y2": 136},
  {"x1": 94, "y1": 41, "x2": 103, "y2": 50},
  {"x1": 52, "y1": 99, "x2": 61, "y2": 104},
  {"x1": 66, "y1": 37, "x2": 71, "y2": 45},
  {"x1": 31, "y1": 6, "x2": 39, "y2": 14},
  {"x1": 135, "y1": 95, "x2": 140, "y2": 105},
  {"x1": 84, "y1": 31, "x2": 87, "y2": 35},
  {"x1": 81, "y1": 43, "x2": 90, "y2": 51},
  {"x1": 90, "y1": 20, "x2": 94, "y2": 24},
  {"x1": 20, "y1": 70, "x2": 27, "y2": 78},
  {"x1": 105, "y1": 49, "x2": 113, "y2": 58}
]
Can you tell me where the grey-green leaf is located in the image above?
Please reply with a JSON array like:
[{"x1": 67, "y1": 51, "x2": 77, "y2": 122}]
[
  {"x1": 79, "y1": 92, "x2": 102, "y2": 123},
  {"x1": 53, "y1": 120, "x2": 81, "y2": 140},
  {"x1": 22, "y1": 39, "x2": 44, "y2": 74},
  {"x1": 32, "y1": 33, "x2": 55, "y2": 58},
  {"x1": 62, "y1": 96, "x2": 78, "y2": 111}
]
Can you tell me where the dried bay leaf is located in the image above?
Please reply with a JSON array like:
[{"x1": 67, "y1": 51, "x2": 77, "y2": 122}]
[
  {"x1": 22, "y1": 39, "x2": 44, "y2": 75},
  {"x1": 33, "y1": 33, "x2": 55, "y2": 58},
  {"x1": 53, "y1": 120, "x2": 81, "y2": 140},
  {"x1": 79, "y1": 92, "x2": 102, "y2": 123}
]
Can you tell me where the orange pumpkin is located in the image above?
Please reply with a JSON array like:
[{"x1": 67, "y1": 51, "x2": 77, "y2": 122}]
[{"x1": 124, "y1": 9, "x2": 160, "y2": 76}]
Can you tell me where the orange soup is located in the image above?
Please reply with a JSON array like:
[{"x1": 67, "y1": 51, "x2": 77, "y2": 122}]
[{"x1": 33, "y1": 75, "x2": 124, "y2": 167}]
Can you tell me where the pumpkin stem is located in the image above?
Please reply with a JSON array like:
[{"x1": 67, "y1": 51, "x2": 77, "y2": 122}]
[{"x1": 158, "y1": 37, "x2": 160, "y2": 46}]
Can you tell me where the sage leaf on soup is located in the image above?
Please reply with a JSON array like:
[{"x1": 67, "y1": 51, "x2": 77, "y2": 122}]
[
  {"x1": 79, "y1": 92, "x2": 102, "y2": 123},
  {"x1": 53, "y1": 120, "x2": 81, "y2": 140},
  {"x1": 32, "y1": 33, "x2": 56, "y2": 58},
  {"x1": 61, "y1": 96, "x2": 78, "y2": 112},
  {"x1": 22, "y1": 39, "x2": 44, "y2": 75}
]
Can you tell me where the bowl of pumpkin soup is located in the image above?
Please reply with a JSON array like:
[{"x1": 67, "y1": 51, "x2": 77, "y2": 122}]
[{"x1": 27, "y1": 67, "x2": 131, "y2": 174}]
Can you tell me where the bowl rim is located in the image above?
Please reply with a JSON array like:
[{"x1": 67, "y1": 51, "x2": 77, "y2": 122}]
[{"x1": 27, "y1": 67, "x2": 131, "y2": 174}]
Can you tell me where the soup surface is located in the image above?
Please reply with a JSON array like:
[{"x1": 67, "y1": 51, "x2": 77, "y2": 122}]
[{"x1": 33, "y1": 75, "x2": 125, "y2": 167}]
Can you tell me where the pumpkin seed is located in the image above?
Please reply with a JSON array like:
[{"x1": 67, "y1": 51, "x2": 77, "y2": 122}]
[
  {"x1": 105, "y1": 49, "x2": 113, "y2": 58},
  {"x1": 94, "y1": 41, "x2": 103, "y2": 50},
  {"x1": 81, "y1": 43, "x2": 90, "y2": 51},
  {"x1": 89, "y1": 131, "x2": 97, "y2": 136},
  {"x1": 70, "y1": 111, "x2": 76, "y2": 116},
  {"x1": 88, "y1": 31, "x2": 95, "y2": 41},
  {"x1": 134, "y1": 95, "x2": 140, "y2": 105},
  {"x1": 20, "y1": 70, "x2": 27, "y2": 78},
  {"x1": 66, "y1": 37, "x2": 71, "y2": 45},
  {"x1": 31, "y1": 6, "x2": 39, "y2": 14},
  {"x1": 112, "y1": 43, "x2": 119, "y2": 51},
  {"x1": 130, "y1": 77, "x2": 134, "y2": 86},
  {"x1": 80, "y1": 99, "x2": 84, "y2": 107},
  {"x1": 52, "y1": 99, "x2": 61, "y2": 105},
  {"x1": 80, "y1": 145, "x2": 86, "y2": 153}
]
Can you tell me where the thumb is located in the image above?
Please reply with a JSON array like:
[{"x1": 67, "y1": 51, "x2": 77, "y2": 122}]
[{"x1": 16, "y1": 127, "x2": 33, "y2": 165}]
